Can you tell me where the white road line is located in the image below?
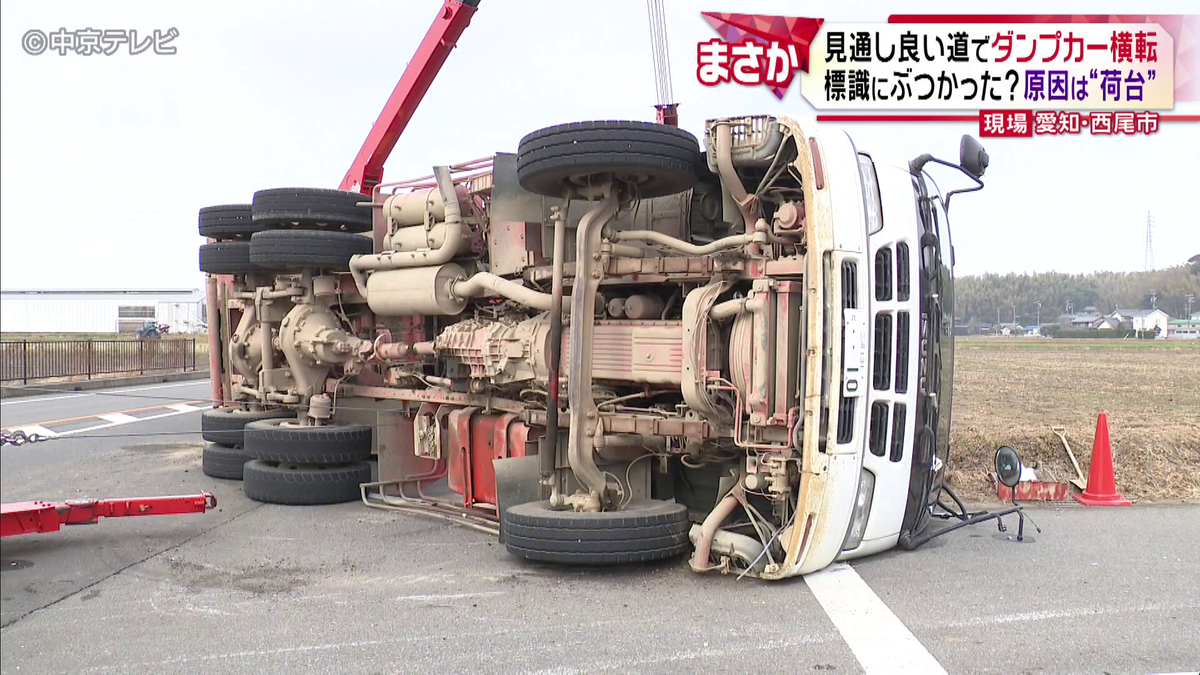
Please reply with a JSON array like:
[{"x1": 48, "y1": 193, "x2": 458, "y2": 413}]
[
  {"x1": 98, "y1": 413, "x2": 139, "y2": 424},
  {"x1": 8, "y1": 424, "x2": 60, "y2": 438},
  {"x1": 167, "y1": 403, "x2": 202, "y2": 413},
  {"x1": 0, "y1": 380, "x2": 206, "y2": 407},
  {"x1": 805, "y1": 563, "x2": 947, "y2": 675},
  {"x1": 66, "y1": 407, "x2": 204, "y2": 436},
  {"x1": 8, "y1": 407, "x2": 205, "y2": 441}
]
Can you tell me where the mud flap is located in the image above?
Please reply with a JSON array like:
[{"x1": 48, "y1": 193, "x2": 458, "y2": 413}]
[{"x1": 493, "y1": 455, "x2": 543, "y2": 544}]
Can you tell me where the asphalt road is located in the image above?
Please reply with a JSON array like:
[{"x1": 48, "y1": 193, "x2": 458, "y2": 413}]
[{"x1": 1, "y1": 381, "x2": 1197, "y2": 674}]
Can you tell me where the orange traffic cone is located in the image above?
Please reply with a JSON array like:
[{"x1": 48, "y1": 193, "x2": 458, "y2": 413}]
[{"x1": 1072, "y1": 413, "x2": 1131, "y2": 506}]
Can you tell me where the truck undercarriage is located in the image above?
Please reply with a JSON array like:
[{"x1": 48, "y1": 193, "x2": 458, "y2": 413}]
[{"x1": 199, "y1": 112, "x2": 991, "y2": 579}]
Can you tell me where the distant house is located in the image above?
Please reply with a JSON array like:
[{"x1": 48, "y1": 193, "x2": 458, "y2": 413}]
[
  {"x1": 1069, "y1": 313, "x2": 1102, "y2": 329},
  {"x1": 1091, "y1": 316, "x2": 1122, "y2": 330},
  {"x1": 1168, "y1": 319, "x2": 1200, "y2": 340},
  {"x1": 1109, "y1": 308, "x2": 1170, "y2": 337}
]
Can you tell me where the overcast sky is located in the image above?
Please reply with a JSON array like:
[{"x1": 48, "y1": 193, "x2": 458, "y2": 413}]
[{"x1": 1, "y1": 0, "x2": 1197, "y2": 292}]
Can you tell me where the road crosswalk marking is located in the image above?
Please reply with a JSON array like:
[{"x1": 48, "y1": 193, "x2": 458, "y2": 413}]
[{"x1": 805, "y1": 562, "x2": 947, "y2": 674}]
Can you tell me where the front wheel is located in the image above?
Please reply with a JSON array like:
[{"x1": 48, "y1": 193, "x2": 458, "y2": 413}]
[
  {"x1": 515, "y1": 121, "x2": 702, "y2": 199},
  {"x1": 501, "y1": 499, "x2": 691, "y2": 565}
]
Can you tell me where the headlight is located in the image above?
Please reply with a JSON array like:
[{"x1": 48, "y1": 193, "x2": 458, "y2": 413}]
[
  {"x1": 841, "y1": 468, "x2": 876, "y2": 551},
  {"x1": 858, "y1": 154, "x2": 883, "y2": 235}
]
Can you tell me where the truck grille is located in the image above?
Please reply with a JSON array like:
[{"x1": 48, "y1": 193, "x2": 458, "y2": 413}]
[
  {"x1": 873, "y1": 313, "x2": 892, "y2": 390},
  {"x1": 896, "y1": 243, "x2": 910, "y2": 302},
  {"x1": 842, "y1": 261, "x2": 858, "y2": 309},
  {"x1": 837, "y1": 260, "x2": 860, "y2": 445},
  {"x1": 875, "y1": 247, "x2": 893, "y2": 301},
  {"x1": 837, "y1": 396, "x2": 856, "y2": 444},
  {"x1": 895, "y1": 311, "x2": 910, "y2": 394},
  {"x1": 869, "y1": 401, "x2": 888, "y2": 456},
  {"x1": 890, "y1": 403, "x2": 907, "y2": 462}
]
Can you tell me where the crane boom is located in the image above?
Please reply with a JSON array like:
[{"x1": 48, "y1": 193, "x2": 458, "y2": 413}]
[{"x1": 340, "y1": 0, "x2": 481, "y2": 194}]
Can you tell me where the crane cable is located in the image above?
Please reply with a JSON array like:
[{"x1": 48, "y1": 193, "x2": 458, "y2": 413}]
[{"x1": 645, "y1": 0, "x2": 674, "y2": 106}]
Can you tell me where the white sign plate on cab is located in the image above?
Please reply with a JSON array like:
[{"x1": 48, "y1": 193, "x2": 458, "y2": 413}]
[{"x1": 842, "y1": 308, "x2": 868, "y2": 398}]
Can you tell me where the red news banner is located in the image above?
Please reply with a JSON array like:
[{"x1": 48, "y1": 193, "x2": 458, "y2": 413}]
[{"x1": 698, "y1": 13, "x2": 1200, "y2": 138}]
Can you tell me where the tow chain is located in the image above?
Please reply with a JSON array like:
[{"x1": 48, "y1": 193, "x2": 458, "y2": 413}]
[{"x1": 1, "y1": 430, "x2": 53, "y2": 447}]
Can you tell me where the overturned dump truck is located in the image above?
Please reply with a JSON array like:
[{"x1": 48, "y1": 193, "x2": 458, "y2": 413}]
[{"x1": 198, "y1": 115, "x2": 990, "y2": 579}]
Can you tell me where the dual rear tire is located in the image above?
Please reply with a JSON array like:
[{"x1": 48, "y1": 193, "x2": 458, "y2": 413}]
[
  {"x1": 241, "y1": 419, "x2": 373, "y2": 505},
  {"x1": 200, "y1": 407, "x2": 292, "y2": 480},
  {"x1": 200, "y1": 409, "x2": 373, "y2": 506},
  {"x1": 242, "y1": 460, "x2": 372, "y2": 506},
  {"x1": 198, "y1": 188, "x2": 373, "y2": 274},
  {"x1": 201, "y1": 442, "x2": 255, "y2": 480}
]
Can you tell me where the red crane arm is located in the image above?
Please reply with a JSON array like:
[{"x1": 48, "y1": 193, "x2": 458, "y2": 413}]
[
  {"x1": 340, "y1": 0, "x2": 480, "y2": 194},
  {"x1": 1, "y1": 493, "x2": 217, "y2": 537}
]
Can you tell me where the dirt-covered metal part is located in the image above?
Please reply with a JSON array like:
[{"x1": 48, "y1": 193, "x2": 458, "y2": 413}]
[
  {"x1": 349, "y1": 166, "x2": 467, "y2": 296},
  {"x1": 278, "y1": 276, "x2": 371, "y2": 406},
  {"x1": 562, "y1": 189, "x2": 621, "y2": 511}
]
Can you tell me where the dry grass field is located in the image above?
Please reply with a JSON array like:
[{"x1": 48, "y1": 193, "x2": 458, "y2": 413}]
[{"x1": 949, "y1": 338, "x2": 1200, "y2": 502}]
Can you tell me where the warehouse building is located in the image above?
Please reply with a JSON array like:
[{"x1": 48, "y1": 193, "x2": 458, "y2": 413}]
[{"x1": 0, "y1": 289, "x2": 206, "y2": 334}]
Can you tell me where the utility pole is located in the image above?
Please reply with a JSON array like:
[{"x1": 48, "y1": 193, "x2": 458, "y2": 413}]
[
  {"x1": 1186, "y1": 293, "x2": 1195, "y2": 319},
  {"x1": 1036, "y1": 301, "x2": 1042, "y2": 329},
  {"x1": 1150, "y1": 289, "x2": 1158, "y2": 310}
]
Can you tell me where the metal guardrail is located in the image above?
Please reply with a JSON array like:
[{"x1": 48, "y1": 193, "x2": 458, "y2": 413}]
[{"x1": 0, "y1": 339, "x2": 198, "y2": 384}]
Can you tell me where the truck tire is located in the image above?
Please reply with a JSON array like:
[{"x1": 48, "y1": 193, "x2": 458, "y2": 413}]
[
  {"x1": 199, "y1": 242, "x2": 274, "y2": 275},
  {"x1": 502, "y1": 499, "x2": 691, "y2": 565},
  {"x1": 199, "y1": 204, "x2": 265, "y2": 239},
  {"x1": 251, "y1": 187, "x2": 373, "y2": 233},
  {"x1": 242, "y1": 460, "x2": 372, "y2": 505},
  {"x1": 249, "y1": 230, "x2": 372, "y2": 271},
  {"x1": 243, "y1": 419, "x2": 372, "y2": 464},
  {"x1": 516, "y1": 121, "x2": 702, "y2": 199},
  {"x1": 201, "y1": 407, "x2": 293, "y2": 446},
  {"x1": 201, "y1": 442, "x2": 254, "y2": 480}
]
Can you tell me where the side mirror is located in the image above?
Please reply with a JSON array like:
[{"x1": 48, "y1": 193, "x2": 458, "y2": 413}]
[
  {"x1": 959, "y1": 135, "x2": 989, "y2": 178},
  {"x1": 994, "y1": 446, "x2": 1023, "y2": 488}
]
